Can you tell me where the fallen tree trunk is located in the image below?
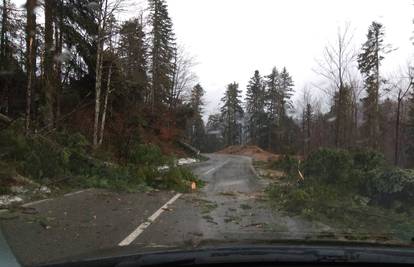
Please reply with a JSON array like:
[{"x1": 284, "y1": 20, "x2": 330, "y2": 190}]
[
  {"x1": 178, "y1": 140, "x2": 200, "y2": 156},
  {"x1": 0, "y1": 113, "x2": 12, "y2": 124}
]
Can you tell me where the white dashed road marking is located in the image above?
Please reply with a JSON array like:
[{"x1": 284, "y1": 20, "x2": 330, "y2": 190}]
[
  {"x1": 118, "y1": 193, "x2": 183, "y2": 246},
  {"x1": 203, "y1": 159, "x2": 230, "y2": 175}
]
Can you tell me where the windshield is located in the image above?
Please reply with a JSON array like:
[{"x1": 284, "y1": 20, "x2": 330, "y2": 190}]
[{"x1": 1, "y1": 0, "x2": 414, "y2": 266}]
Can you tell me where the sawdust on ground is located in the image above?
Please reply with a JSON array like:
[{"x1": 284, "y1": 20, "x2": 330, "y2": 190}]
[{"x1": 217, "y1": 145, "x2": 281, "y2": 162}]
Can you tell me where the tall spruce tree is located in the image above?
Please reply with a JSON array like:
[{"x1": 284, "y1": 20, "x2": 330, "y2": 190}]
[
  {"x1": 264, "y1": 67, "x2": 281, "y2": 151},
  {"x1": 188, "y1": 83, "x2": 205, "y2": 149},
  {"x1": 221, "y1": 82, "x2": 244, "y2": 146},
  {"x1": 148, "y1": 0, "x2": 176, "y2": 110},
  {"x1": 275, "y1": 67, "x2": 295, "y2": 152},
  {"x1": 245, "y1": 70, "x2": 266, "y2": 146},
  {"x1": 279, "y1": 67, "x2": 294, "y2": 119},
  {"x1": 119, "y1": 18, "x2": 148, "y2": 107},
  {"x1": 358, "y1": 21, "x2": 386, "y2": 150}
]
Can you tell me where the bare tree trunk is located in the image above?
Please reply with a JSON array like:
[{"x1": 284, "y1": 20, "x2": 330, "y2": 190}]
[
  {"x1": 306, "y1": 107, "x2": 311, "y2": 155},
  {"x1": 25, "y1": 0, "x2": 37, "y2": 133},
  {"x1": 372, "y1": 31, "x2": 380, "y2": 150},
  {"x1": 54, "y1": 0, "x2": 63, "y2": 127},
  {"x1": 395, "y1": 97, "x2": 401, "y2": 166},
  {"x1": 335, "y1": 58, "x2": 344, "y2": 148},
  {"x1": 99, "y1": 63, "x2": 112, "y2": 145},
  {"x1": 44, "y1": 0, "x2": 55, "y2": 129},
  {"x1": 93, "y1": 42, "x2": 103, "y2": 147},
  {"x1": 169, "y1": 50, "x2": 177, "y2": 110},
  {"x1": 302, "y1": 111, "x2": 306, "y2": 156},
  {"x1": 93, "y1": 0, "x2": 108, "y2": 148}
]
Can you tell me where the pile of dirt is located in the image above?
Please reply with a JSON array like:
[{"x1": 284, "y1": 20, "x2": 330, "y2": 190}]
[{"x1": 218, "y1": 145, "x2": 280, "y2": 162}]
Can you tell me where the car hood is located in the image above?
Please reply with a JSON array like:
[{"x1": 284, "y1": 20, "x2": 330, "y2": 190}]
[{"x1": 35, "y1": 239, "x2": 414, "y2": 267}]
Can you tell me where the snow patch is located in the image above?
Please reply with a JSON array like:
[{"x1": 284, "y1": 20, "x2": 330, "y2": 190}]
[
  {"x1": 0, "y1": 195, "x2": 23, "y2": 207},
  {"x1": 157, "y1": 158, "x2": 198, "y2": 171},
  {"x1": 157, "y1": 165, "x2": 170, "y2": 171},
  {"x1": 177, "y1": 158, "x2": 198, "y2": 165},
  {"x1": 34, "y1": 186, "x2": 51, "y2": 194}
]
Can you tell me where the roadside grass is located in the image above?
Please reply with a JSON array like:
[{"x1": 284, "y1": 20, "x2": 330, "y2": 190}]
[{"x1": 265, "y1": 148, "x2": 414, "y2": 243}]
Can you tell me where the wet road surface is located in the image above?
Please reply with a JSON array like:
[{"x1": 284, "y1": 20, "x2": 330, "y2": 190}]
[{"x1": 0, "y1": 154, "x2": 324, "y2": 266}]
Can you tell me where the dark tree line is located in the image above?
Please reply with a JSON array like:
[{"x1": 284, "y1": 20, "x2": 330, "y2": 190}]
[
  {"x1": 0, "y1": 0, "x2": 204, "y2": 157},
  {"x1": 204, "y1": 67, "x2": 299, "y2": 154}
]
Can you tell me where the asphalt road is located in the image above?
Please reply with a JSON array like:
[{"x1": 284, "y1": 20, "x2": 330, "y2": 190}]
[{"x1": 0, "y1": 154, "x2": 324, "y2": 266}]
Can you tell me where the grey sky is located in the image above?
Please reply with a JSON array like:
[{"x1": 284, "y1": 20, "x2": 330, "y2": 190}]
[{"x1": 166, "y1": 0, "x2": 414, "y2": 117}]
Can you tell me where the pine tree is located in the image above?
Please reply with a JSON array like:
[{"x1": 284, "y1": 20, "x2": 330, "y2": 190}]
[
  {"x1": 148, "y1": 0, "x2": 176, "y2": 110},
  {"x1": 0, "y1": 1, "x2": 25, "y2": 116},
  {"x1": 187, "y1": 84, "x2": 205, "y2": 149},
  {"x1": 279, "y1": 67, "x2": 294, "y2": 119},
  {"x1": 276, "y1": 67, "x2": 294, "y2": 152},
  {"x1": 245, "y1": 70, "x2": 266, "y2": 145},
  {"x1": 220, "y1": 82, "x2": 244, "y2": 146},
  {"x1": 264, "y1": 67, "x2": 281, "y2": 151},
  {"x1": 60, "y1": 0, "x2": 100, "y2": 74},
  {"x1": 119, "y1": 18, "x2": 148, "y2": 106},
  {"x1": 358, "y1": 21, "x2": 386, "y2": 150}
]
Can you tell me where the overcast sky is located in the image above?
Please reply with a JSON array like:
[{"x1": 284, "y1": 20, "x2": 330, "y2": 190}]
[
  {"x1": 165, "y1": 0, "x2": 414, "y2": 118},
  {"x1": 17, "y1": 0, "x2": 414, "y2": 118}
]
